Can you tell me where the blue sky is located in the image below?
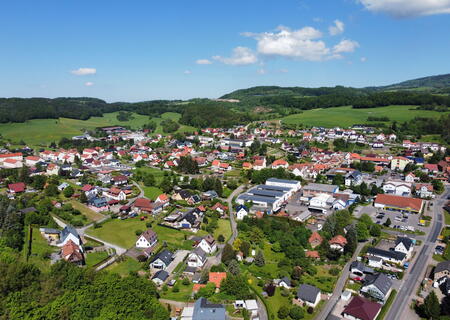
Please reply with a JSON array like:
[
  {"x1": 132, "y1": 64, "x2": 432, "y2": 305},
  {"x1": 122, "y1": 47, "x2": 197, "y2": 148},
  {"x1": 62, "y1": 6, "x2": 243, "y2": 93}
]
[{"x1": 0, "y1": 0, "x2": 449, "y2": 102}]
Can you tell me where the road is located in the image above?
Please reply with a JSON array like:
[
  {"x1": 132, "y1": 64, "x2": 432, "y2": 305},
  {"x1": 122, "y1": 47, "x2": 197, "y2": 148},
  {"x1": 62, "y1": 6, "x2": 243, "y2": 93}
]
[
  {"x1": 227, "y1": 184, "x2": 246, "y2": 245},
  {"x1": 385, "y1": 186, "x2": 450, "y2": 320},
  {"x1": 316, "y1": 241, "x2": 366, "y2": 320}
]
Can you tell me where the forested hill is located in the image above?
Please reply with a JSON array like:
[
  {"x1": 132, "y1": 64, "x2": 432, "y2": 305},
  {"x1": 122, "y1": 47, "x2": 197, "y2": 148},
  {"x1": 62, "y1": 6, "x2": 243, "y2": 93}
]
[{"x1": 379, "y1": 73, "x2": 450, "y2": 90}]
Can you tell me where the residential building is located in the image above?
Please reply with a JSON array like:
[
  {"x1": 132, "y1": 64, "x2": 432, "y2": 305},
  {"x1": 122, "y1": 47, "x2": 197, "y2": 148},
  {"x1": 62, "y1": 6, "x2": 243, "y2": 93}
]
[
  {"x1": 361, "y1": 273, "x2": 393, "y2": 302},
  {"x1": 136, "y1": 228, "x2": 158, "y2": 249},
  {"x1": 296, "y1": 284, "x2": 321, "y2": 308},
  {"x1": 342, "y1": 296, "x2": 382, "y2": 320}
]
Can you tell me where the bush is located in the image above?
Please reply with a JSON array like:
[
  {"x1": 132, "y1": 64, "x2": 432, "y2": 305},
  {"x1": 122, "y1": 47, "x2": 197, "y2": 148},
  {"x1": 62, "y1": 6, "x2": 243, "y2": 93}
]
[
  {"x1": 137, "y1": 255, "x2": 147, "y2": 262},
  {"x1": 307, "y1": 307, "x2": 314, "y2": 314},
  {"x1": 290, "y1": 306, "x2": 305, "y2": 320},
  {"x1": 329, "y1": 267, "x2": 340, "y2": 276},
  {"x1": 172, "y1": 286, "x2": 180, "y2": 293},
  {"x1": 278, "y1": 306, "x2": 290, "y2": 319},
  {"x1": 135, "y1": 229, "x2": 143, "y2": 236},
  {"x1": 146, "y1": 221, "x2": 153, "y2": 228},
  {"x1": 182, "y1": 278, "x2": 190, "y2": 286}
]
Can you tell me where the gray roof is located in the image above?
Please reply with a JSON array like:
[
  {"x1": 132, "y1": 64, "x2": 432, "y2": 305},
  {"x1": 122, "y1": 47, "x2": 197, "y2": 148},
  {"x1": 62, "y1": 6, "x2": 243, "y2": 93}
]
[
  {"x1": 193, "y1": 297, "x2": 226, "y2": 320},
  {"x1": 152, "y1": 270, "x2": 169, "y2": 281},
  {"x1": 59, "y1": 225, "x2": 80, "y2": 243},
  {"x1": 266, "y1": 178, "x2": 300, "y2": 185},
  {"x1": 395, "y1": 237, "x2": 413, "y2": 251},
  {"x1": 435, "y1": 261, "x2": 450, "y2": 274},
  {"x1": 303, "y1": 183, "x2": 339, "y2": 193},
  {"x1": 367, "y1": 247, "x2": 406, "y2": 262},
  {"x1": 191, "y1": 247, "x2": 207, "y2": 262},
  {"x1": 350, "y1": 261, "x2": 374, "y2": 274},
  {"x1": 297, "y1": 284, "x2": 320, "y2": 303},
  {"x1": 151, "y1": 249, "x2": 173, "y2": 266},
  {"x1": 280, "y1": 276, "x2": 291, "y2": 287},
  {"x1": 363, "y1": 273, "x2": 392, "y2": 296}
]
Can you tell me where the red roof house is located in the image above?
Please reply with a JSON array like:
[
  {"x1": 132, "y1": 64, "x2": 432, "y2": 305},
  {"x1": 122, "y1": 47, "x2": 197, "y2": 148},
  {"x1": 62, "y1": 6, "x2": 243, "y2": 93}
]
[
  {"x1": 342, "y1": 296, "x2": 382, "y2": 320},
  {"x1": 8, "y1": 182, "x2": 26, "y2": 193}
]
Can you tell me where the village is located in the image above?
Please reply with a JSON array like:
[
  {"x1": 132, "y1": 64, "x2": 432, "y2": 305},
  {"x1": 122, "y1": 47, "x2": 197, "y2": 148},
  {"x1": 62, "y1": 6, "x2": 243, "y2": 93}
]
[{"x1": 1, "y1": 122, "x2": 449, "y2": 320}]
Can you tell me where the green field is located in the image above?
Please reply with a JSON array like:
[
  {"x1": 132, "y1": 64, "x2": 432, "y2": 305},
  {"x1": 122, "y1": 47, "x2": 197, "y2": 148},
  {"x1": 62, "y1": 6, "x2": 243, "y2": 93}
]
[
  {"x1": 143, "y1": 186, "x2": 163, "y2": 200},
  {"x1": 86, "y1": 217, "x2": 195, "y2": 250},
  {"x1": 85, "y1": 250, "x2": 110, "y2": 267},
  {"x1": 106, "y1": 256, "x2": 144, "y2": 276},
  {"x1": 281, "y1": 105, "x2": 449, "y2": 128},
  {"x1": 0, "y1": 111, "x2": 195, "y2": 147},
  {"x1": 213, "y1": 219, "x2": 232, "y2": 242}
]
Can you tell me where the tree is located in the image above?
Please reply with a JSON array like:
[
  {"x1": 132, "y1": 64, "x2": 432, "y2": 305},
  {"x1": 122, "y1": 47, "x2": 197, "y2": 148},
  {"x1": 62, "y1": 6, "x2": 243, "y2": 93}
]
[
  {"x1": 79, "y1": 192, "x2": 88, "y2": 204},
  {"x1": 144, "y1": 174, "x2": 155, "y2": 187},
  {"x1": 228, "y1": 260, "x2": 240, "y2": 276},
  {"x1": 45, "y1": 184, "x2": 59, "y2": 196},
  {"x1": 356, "y1": 222, "x2": 370, "y2": 241},
  {"x1": 221, "y1": 244, "x2": 235, "y2": 265},
  {"x1": 423, "y1": 291, "x2": 441, "y2": 320},
  {"x1": 221, "y1": 274, "x2": 252, "y2": 299},
  {"x1": 278, "y1": 306, "x2": 290, "y2": 319},
  {"x1": 32, "y1": 175, "x2": 47, "y2": 190},
  {"x1": 344, "y1": 226, "x2": 357, "y2": 255},
  {"x1": 370, "y1": 224, "x2": 381, "y2": 237},
  {"x1": 255, "y1": 250, "x2": 265, "y2": 267},
  {"x1": 384, "y1": 218, "x2": 392, "y2": 227},
  {"x1": 289, "y1": 306, "x2": 305, "y2": 320},
  {"x1": 63, "y1": 186, "x2": 74, "y2": 198},
  {"x1": 217, "y1": 234, "x2": 225, "y2": 243},
  {"x1": 332, "y1": 174, "x2": 345, "y2": 186},
  {"x1": 240, "y1": 241, "x2": 251, "y2": 257}
]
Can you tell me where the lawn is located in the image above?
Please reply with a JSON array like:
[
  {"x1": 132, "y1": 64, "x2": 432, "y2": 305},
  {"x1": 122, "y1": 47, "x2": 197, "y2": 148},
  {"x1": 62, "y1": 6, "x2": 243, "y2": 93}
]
[
  {"x1": 0, "y1": 111, "x2": 194, "y2": 147},
  {"x1": 87, "y1": 217, "x2": 149, "y2": 248},
  {"x1": 69, "y1": 200, "x2": 105, "y2": 222},
  {"x1": 85, "y1": 250, "x2": 110, "y2": 267},
  {"x1": 378, "y1": 289, "x2": 397, "y2": 320},
  {"x1": 143, "y1": 186, "x2": 163, "y2": 200},
  {"x1": 281, "y1": 105, "x2": 449, "y2": 128},
  {"x1": 106, "y1": 256, "x2": 144, "y2": 276},
  {"x1": 160, "y1": 283, "x2": 194, "y2": 302},
  {"x1": 444, "y1": 212, "x2": 450, "y2": 226},
  {"x1": 86, "y1": 217, "x2": 195, "y2": 250},
  {"x1": 301, "y1": 265, "x2": 339, "y2": 293},
  {"x1": 26, "y1": 227, "x2": 59, "y2": 271},
  {"x1": 213, "y1": 219, "x2": 232, "y2": 242},
  {"x1": 134, "y1": 167, "x2": 167, "y2": 184}
]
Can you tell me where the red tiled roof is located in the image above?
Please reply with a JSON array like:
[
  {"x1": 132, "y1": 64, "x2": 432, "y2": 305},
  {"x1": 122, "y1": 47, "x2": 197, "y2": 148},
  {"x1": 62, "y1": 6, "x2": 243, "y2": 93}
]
[
  {"x1": 375, "y1": 194, "x2": 423, "y2": 212},
  {"x1": 343, "y1": 296, "x2": 382, "y2": 320},
  {"x1": 329, "y1": 235, "x2": 347, "y2": 246},
  {"x1": 306, "y1": 250, "x2": 320, "y2": 259},
  {"x1": 209, "y1": 272, "x2": 227, "y2": 288},
  {"x1": 134, "y1": 198, "x2": 153, "y2": 209},
  {"x1": 308, "y1": 232, "x2": 323, "y2": 244},
  {"x1": 0, "y1": 152, "x2": 22, "y2": 158},
  {"x1": 8, "y1": 182, "x2": 25, "y2": 193}
]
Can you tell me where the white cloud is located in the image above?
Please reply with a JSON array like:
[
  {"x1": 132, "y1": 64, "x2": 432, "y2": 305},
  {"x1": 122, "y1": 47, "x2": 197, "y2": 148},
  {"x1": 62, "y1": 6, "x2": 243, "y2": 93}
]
[
  {"x1": 84, "y1": 82, "x2": 94, "y2": 86},
  {"x1": 333, "y1": 39, "x2": 360, "y2": 53},
  {"x1": 257, "y1": 68, "x2": 267, "y2": 75},
  {"x1": 359, "y1": 0, "x2": 450, "y2": 17},
  {"x1": 213, "y1": 46, "x2": 258, "y2": 65},
  {"x1": 183, "y1": 70, "x2": 192, "y2": 75},
  {"x1": 196, "y1": 59, "x2": 212, "y2": 65},
  {"x1": 71, "y1": 67, "x2": 96, "y2": 76},
  {"x1": 249, "y1": 26, "x2": 331, "y2": 61},
  {"x1": 361, "y1": 57, "x2": 367, "y2": 62},
  {"x1": 329, "y1": 20, "x2": 345, "y2": 35}
]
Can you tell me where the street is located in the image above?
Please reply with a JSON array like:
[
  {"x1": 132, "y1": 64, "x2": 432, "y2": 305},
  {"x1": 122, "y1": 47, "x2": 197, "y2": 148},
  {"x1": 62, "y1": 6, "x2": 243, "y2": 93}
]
[{"x1": 385, "y1": 187, "x2": 450, "y2": 320}]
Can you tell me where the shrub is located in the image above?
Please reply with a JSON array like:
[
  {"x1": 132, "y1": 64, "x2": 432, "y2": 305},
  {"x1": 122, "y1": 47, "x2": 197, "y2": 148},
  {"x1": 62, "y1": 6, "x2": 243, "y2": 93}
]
[
  {"x1": 329, "y1": 267, "x2": 340, "y2": 276},
  {"x1": 182, "y1": 278, "x2": 190, "y2": 285},
  {"x1": 135, "y1": 229, "x2": 143, "y2": 236}
]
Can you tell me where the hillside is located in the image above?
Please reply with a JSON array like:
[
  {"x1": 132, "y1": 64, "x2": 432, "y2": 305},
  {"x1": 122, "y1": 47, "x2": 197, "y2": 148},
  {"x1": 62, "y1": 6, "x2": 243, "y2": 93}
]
[{"x1": 380, "y1": 73, "x2": 450, "y2": 90}]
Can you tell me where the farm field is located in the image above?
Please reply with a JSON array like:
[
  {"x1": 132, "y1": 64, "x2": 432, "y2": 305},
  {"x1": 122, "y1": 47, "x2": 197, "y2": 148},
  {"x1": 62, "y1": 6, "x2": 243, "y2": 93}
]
[
  {"x1": 0, "y1": 111, "x2": 195, "y2": 147},
  {"x1": 280, "y1": 105, "x2": 449, "y2": 128}
]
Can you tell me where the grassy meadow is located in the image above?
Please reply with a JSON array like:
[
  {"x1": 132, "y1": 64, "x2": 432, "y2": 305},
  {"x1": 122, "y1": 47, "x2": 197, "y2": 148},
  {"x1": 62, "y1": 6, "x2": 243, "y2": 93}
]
[
  {"x1": 281, "y1": 105, "x2": 449, "y2": 127},
  {"x1": 0, "y1": 111, "x2": 195, "y2": 147}
]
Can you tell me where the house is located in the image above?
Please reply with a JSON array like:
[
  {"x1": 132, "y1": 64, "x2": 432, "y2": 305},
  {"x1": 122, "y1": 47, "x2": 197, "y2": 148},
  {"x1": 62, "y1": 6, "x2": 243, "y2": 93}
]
[
  {"x1": 382, "y1": 181, "x2": 412, "y2": 196},
  {"x1": 88, "y1": 197, "x2": 109, "y2": 212},
  {"x1": 345, "y1": 170, "x2": 363, "y2": 187},
  {"x1": 211, "y1": 203, "x2": 228, "y2": 215},
  {"x1": 172, "y1": 189, "x2": 192, "y2": 201},
  {"x1": 329, "y1": 235, "x2": 347, "y2": 252},
  {"x1": 8, "y1": 182, "x2": 26, "y2": 194},
  {"x1": 209, "y1": 272, "x2": 227, "y2": 288},
  {"x1": 350, "y1": 261, "x2": 374, "y2": 277},
  {"x1": 104, "y1": 187, "x2": 127, "y2": 201},
  {"x1": 235, "y1": 205, "x2": 249, "y2": 220},
  {"x1": 390, "y1": 156, "x2": 412, "y2": 171},
  {"x1": 61, "y1": 240, "x2": 84, "y2": 265},
  {"x1": 202, "y1": 190, "x2": 218, "y2": 200},
  {"x1": 278, "y1": 276, "x2": 291, "y2": 289},
  {"x1": 81, "y1": 184, "x2": 97, "y2": 198},
  {"x1": 308, "y1": 232, "x2": 323, "y2": 249},
  {"x1": 296, "y1": 284, "x2": 321, "y2": 308},
  {"x1": 405, "y1": 172, "x2": 417, "y2": 183},
  {"x1": 434, "y1": 260, "x2": 450, "y2": 281},
  {"x1": 57, "y1": 182, "x2": 69, "y2": 191},
  {"x1": 57, "y1": 225, "x2": 82, "y2": 248},
  {"x1": 151, "y1": 270, "x2": 169, "y2": 285},
  {"x1": 361, "y1": 273, "x2": 393, "y2": 302},
  {"x1": 342, "y1": 296, "x2": 382, "y2": 320},
  {"x1": 149, "y1": 250, "x2": 174, "y2": 270},
  {"x1": 393, "y1": 237, "x2": 414, "y2": 258},
  {"x1": 366, "y1": 247, "x2": 406, "y2": 265},
  {"x1": 187, "y1": 247, "x2": 207, "y2": 268},
  {"x1": 190, "y1": 297, "x2": 226, "y2": 320},
  {"x1": 367, "y1": 256, "x2": 383, "y2": 269},
  {"x1": 306, "y1": 250, "x2": 320, "y2": 259},
  {"x1": 136, "y1": 228, "x2": 158, "y2": 249},
  {"x1": 374, "y1": 194, "x2": 424, "y2": 214},
  {"x1": 112, "y1": 175, "x2": 128, "y2": 186},
  {"x1": 271, "y1": 159, "x2": 289, "y2": 169},
  {"x1": 415, "y1": 183, "x2": 434, "y2": 199},
  {"x1": 133, "y1": 198, "x2": 154, "y2": 213},
  {"x1": 155, "y1": 193, "x2": 170, "y2": 206},
  {"x1": 198, "y1": 235, "x2": 217, "y2": 254}
]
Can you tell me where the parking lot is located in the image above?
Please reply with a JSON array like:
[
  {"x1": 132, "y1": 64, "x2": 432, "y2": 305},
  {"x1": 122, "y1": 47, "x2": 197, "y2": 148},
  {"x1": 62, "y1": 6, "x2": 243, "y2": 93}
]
[{"x1": 356, "y1": 205, "x2": 427, "y2": 233}]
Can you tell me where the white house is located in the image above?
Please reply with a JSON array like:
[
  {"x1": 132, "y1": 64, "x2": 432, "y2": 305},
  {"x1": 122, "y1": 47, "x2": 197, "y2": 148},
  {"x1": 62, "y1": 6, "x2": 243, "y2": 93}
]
[
  {"x1": 149, "y1": 250, "x2": 173, "y2": 270},
  {"x1": 382, "y1": 181, "x2": 412, "y2": 196},
  {"x1": 393, "y1": 237, "x2": 414, "y2": 259},
  {"x1": 187, "y1": 247, "x2": 207, "y2": 268},
  {"x1": 235, "y1": 205, "x2": 249, "y2": 220},
  {"x1": 197, "y1": 235, "x2": 217, "y2": 254},
  {"x1": 296, "y1": 284, "x2": 321, "y2": 308},
  {"x1": 136, "y1": 229, "x2": 158, "y2": 249}
]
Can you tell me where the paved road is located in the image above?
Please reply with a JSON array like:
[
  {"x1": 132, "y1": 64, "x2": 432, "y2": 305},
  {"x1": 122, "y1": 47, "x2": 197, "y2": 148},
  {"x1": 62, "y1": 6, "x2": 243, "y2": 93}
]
[
  {"x1": 316, "y1": 241, "x2": 366, "y2": 319},
  {"x1": 385, "y1": 187, "x2": 450, "y2": 320},
  {"x1": 227, "y1": 185, "x2": 246, "y2": 245}
]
